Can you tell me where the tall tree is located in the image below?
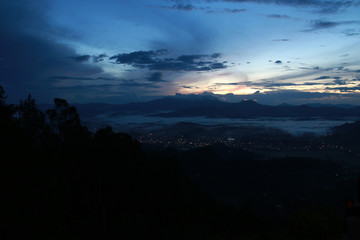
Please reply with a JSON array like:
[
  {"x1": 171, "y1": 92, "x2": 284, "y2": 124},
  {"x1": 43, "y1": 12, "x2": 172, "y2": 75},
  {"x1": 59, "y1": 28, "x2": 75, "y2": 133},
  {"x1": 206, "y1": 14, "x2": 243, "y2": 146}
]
[
  {"x1": 46, "y1": 98, "x2": 89, "y2": 143},
  {"x1": 0, "y1": 85, "x2": 15, "y2": 121},
  {"x1": 18, "y1": 94, "x2": 45, "y2": 135}
]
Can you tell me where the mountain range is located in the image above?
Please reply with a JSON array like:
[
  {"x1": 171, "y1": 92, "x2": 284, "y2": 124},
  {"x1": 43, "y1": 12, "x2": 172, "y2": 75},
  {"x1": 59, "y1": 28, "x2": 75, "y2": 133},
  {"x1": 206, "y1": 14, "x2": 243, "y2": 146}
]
[{"x1": 67, "y1": 95, "x2": 360, "y2": 119}]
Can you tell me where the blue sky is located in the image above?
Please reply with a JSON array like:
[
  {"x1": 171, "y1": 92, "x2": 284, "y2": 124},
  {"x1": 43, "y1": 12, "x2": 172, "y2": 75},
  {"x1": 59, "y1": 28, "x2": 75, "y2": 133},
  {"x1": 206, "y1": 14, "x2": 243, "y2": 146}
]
[{"x1": 1, "y1": 0, "x2": 360, "y2": 105}]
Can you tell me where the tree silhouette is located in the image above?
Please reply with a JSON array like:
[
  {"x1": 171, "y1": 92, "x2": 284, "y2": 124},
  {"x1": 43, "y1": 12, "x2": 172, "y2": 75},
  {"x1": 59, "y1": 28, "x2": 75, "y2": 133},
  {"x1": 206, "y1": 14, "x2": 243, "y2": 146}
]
[
  {"x1": 46, "y1": 98, "x2": 81, "y2": 132},
  {"x1": 0, "y1": 85, "x2": 20, "y2": 153},
  {"x1": 0, "y1": 85, "x2": 15, "y2": 121},
  {"x1": 46, "y1": 98, "x2": 89, "y2": 144},
  {"x1": 0, "y1": 85, "x2": 6, "y2": 105},
  {"x1": 18, "y1": 94, "x2": 45, "y2": 136}
]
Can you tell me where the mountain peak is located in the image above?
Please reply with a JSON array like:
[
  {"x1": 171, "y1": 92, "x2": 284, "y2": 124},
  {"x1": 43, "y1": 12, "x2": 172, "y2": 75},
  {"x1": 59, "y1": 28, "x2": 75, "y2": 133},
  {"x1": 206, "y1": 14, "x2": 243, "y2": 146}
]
[
  {"x1": 170, "y1": 94, "x2": 220, "y2": 102},
  {"x1": 239, "y1": 99, "x2": 258, "y2": 104}
]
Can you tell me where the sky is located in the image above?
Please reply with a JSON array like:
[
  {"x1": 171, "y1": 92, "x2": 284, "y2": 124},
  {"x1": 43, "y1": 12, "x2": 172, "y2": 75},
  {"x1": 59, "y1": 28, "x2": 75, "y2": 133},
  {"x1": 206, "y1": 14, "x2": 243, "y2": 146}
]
[{"x1": 1, "y1": 0, "x2": 360, "y2": 105}]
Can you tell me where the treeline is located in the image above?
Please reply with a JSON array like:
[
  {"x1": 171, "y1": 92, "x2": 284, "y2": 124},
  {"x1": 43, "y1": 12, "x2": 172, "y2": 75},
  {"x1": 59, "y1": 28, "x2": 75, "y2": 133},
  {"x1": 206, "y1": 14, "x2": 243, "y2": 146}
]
[{"x1": 0, "y1": 86, "x2": 346, "y2": 240}]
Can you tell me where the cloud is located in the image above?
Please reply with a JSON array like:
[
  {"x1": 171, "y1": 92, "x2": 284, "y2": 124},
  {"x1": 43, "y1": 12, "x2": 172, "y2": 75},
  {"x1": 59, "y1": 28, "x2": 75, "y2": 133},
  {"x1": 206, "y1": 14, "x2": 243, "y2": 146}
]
[
  {"x1": 215, "y1": 82, "x2": 242, "y2": 86},
  {"x1": 109, "y1": 50, "x2": 228, "y2": 72},
  {"x1": 69, "y1": 55, "x2": 91, "y2": 62},
  {"x1": 211, "y1": 53, "x2": 222, "y2": 58},
  {"x1": 343, "y1": 29, "x2": 360, "y2": 36},
  {"x1": 119, "y1": 80, "x2": 160, "y2": 89},
  {"x1": 0, "y1": 0, "x2": 105, "y2": 103},
  {"x1": 215, "y1": 80, "x2": 300, "y2": 88},
  {"x1": 264, "y1": 82, "x2": 296, "y2": 87},
  {"x1": 181, "y1": 85, "x2": 199, "y2": 89},
  {"x1": 303, "y1": 82, "x2": 323, "y2": 86},
  {"x1": 93, "y1": 53, "x2": 108, "y2": 62},
  {"x1": 147, "y1": 72, "x2": 166, "y2": 82},
  {"x1": 171, "y1": 4, "x2": 197, "y2": 11},
  {"x1": 109, "y1": 49, "x2": 167, "y2": 64},
  {"x1": 314, "y1": 76, "x2": 331, "y2": 80},
  {"x1": 177, "y1": 54, "x2": 208, "y2": 63},
  {"x1": 148, "y1": 61, "x2": 226, "y2": 71},
  {"x1": 224, "y1": 8, "x2": 246, "y2": 13},
  {"x1": 210, "y1": 63, "x2": 227, "y2": 69},
  {"x1": 57, "y1": 84, "x2": 116, "y2": 90},
  {"x1": 310, "y1": 20, "x2": 340, "y2": 29},
  {"x1": 165, "y1": 2, "x2": 246, "y2": 14},
  {"x1": 272, "y1": 39, "x2": 291, "y2": 42},
  {"x1": 326, "y1": 85, "x2": 360, "y2": 92},
  {"x1": 267, "y1": 14, "x2": 291, "y2": 19},
  {"x1": 200, "y1": 7, "x2": 246, "y2": 14},
  {"x1": 215, "y1": 75, "x2": 343, "y2": 89},
  {"x1": 206, "y1": 0, "x2": 360, "y2": 13},
  {"x1": 51, "y1": 76, "x2": 95, "y2": 81},
  {"x1": 333, "y1": 79, "x2": 347, "y2": 85},
  {"x1": 313, "y1": 76, "x2": 347, "y2": 83},
  {"x1": 50, "y1": 76, "x2": 115, "y2": 81},
  {"x1": 315, "y1": 1, "x2": 359, "y2": 13},
  {"x1": 352, "y1": 74, "x2": 360, "y2": 81},
  {"x1": 253, "y1": 81, "x2": 297, "y2": 88},
  {"x1": 305, "y1": 20, "x2": 360, "y2": 31}
]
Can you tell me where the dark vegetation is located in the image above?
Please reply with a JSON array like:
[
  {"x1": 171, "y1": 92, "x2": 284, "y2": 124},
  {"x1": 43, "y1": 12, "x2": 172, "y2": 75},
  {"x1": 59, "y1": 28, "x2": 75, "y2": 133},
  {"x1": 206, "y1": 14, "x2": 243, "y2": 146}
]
[
  {"x1": 1, "y1": 85, "x2": 358, "y2": 239},
  {"x1": 329, "y1": 120, "x2": 360, "y2": 147}
]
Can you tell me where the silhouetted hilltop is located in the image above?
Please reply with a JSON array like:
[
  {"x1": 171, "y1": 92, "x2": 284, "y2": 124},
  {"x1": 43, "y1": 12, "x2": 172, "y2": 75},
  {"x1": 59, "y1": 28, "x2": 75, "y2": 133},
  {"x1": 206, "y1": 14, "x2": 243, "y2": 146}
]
[
  {"x1": 147, "y1": 99, "x2": 360, "y2": 118},
  {"x1": 329, "y1": 120, "x2": 360, "y2": 146},
  {"x1": 130, "y1": 94, "x2": 222, "y2": 114}
]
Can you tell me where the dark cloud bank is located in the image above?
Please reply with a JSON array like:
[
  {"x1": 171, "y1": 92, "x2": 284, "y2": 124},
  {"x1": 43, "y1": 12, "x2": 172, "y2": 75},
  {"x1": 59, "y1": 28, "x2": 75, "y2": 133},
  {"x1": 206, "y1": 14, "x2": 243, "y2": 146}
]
[
  {"x1": 206, "y1": 0, "x2": 360, "y2": 13},
  {"x1": 109, "y1": 50, "x2": 227, "y2": 72},
  {"x1": 1, "y1": 0, "x2": 359, "y2": 105},
  {"x1": 0, "y1": 1, "x2": 228, "y2": 104},
  {"x1": 0, "y1": 1, "x2": 105, "y2": 103}
]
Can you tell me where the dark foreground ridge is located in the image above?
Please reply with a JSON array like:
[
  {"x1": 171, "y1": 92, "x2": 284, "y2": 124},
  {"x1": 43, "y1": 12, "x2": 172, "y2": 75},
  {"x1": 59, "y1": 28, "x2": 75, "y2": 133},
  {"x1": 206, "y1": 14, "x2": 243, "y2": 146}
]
[{"x1": 1, "y1": 85, "x2": 359, "y2": 240}]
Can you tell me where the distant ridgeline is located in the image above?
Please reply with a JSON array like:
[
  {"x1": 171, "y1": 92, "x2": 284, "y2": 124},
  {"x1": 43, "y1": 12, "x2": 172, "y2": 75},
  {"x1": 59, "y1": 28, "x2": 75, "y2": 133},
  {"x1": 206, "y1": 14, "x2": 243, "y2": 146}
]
[
  {"x1": 1, "y1": 85, "x2": 359, "y2": 240},
  {"x1": 68, "y1": 95, "x2": 360, "y2": 119}
]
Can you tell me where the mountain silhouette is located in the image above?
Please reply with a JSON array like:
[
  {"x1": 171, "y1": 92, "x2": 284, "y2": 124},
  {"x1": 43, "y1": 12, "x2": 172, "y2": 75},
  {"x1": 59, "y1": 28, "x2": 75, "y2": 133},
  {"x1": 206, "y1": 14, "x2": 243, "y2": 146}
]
[{"x1": 43, "y1": 95, "x2": 360, "y2": 119}]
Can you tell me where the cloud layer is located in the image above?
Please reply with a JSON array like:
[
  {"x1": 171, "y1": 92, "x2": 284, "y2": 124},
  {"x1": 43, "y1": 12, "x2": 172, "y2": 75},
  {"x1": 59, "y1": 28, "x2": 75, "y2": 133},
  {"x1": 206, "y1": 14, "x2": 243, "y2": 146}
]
[
  {"x1": 0, "y1": 1, "x2": 106, "y2": 102},
  {"x1": 109, "y1": 50, "x2": 227, "y2": 72},
  {"x1": 0, "y1": 0, "x2": 359, "y2": 105}
]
